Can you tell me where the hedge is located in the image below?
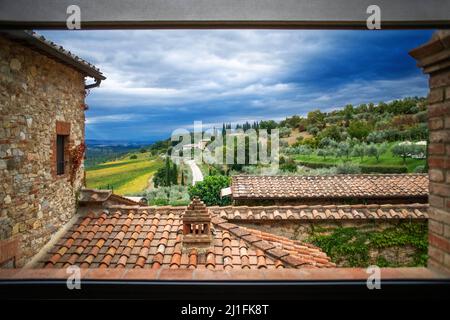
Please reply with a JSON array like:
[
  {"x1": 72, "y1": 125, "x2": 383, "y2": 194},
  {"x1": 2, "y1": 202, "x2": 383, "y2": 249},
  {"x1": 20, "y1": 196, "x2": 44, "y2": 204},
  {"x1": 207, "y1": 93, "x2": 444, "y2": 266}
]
[
  {"x1": 359, "y1": 165, "x2": 408, "y2": 174},
  {"x1": 297, "y1": 161, "x2": 408, "y2": 174},
  {"x1": 296, "y1": 161, "x2": 334, "y2": 169}
]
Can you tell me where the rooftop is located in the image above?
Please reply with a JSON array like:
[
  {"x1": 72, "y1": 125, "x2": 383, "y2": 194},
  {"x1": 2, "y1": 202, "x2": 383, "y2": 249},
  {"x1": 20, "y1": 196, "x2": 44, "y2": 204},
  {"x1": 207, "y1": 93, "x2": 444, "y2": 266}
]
[
  {"x1": 230, "y1": 174, "x2": 429, "y2": 200},
  {"x1": 36, "y1": 193, "x2": 430, "y2": 271},
  {"x1": 39, "y1": 203, "x2": 336, "y2": 270}
]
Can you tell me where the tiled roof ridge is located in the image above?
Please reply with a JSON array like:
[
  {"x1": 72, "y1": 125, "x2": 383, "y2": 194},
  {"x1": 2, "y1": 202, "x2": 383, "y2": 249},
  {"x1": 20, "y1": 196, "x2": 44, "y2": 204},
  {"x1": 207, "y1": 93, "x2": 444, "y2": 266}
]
[
  {"x1": 92, "y1": 203, "x2": 429, "y2": 220},
  {"x1": 104, "y1": 202, "x2": 429, "y2": 209},
  {"x1": 109, "y1": 193, "x2": 144, "y2": 206},
  {"x1": 79, "y1": 188, "x2": 144, "y2": 206},
  {"x1": 233, "y1": 173, "x2": 428, "y2": 178},
  {"x1": 210, "y1": 203, "x2": 429, "y2": 220},
  {"x1": 209, "y1": 203, "x2": 429, "y2": 210},
  {"x1": 211, "y1": 215, "x2": 335, "y2": 268}
]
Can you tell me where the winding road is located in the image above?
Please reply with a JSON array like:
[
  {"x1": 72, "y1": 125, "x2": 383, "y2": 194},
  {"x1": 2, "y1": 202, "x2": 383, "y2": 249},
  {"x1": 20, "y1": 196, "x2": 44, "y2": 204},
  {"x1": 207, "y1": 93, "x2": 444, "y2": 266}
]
[{"x1": 185, "y1": 159, "x2": 204, "y2": 185}]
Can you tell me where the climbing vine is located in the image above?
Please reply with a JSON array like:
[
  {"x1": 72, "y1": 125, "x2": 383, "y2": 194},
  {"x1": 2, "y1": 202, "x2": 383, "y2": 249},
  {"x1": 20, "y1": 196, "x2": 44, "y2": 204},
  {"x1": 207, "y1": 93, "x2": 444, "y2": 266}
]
[
  {"x1": 70, "y1": 142, "x2": 85, "y2": 185},
  {"x1": 308, "y1": 222, "x2": 428, "y2": 267}
]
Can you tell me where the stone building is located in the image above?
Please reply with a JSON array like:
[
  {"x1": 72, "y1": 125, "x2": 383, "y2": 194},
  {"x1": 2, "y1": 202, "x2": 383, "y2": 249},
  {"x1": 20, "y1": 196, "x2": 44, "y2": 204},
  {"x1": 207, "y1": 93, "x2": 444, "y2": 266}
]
[{"x1": 0, "y1": 30, "x2": 105, "y2": 267}]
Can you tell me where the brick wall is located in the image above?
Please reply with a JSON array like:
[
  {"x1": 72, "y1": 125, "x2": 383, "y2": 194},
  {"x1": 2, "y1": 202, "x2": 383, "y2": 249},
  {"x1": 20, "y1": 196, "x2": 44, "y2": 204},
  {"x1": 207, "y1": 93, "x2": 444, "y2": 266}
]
[
  {"x1": 410, "y1": 30, "x2": 450, "y2": 274},
  {"x1": 0, "y1": 36, "x2": 86, "y2": 266}
]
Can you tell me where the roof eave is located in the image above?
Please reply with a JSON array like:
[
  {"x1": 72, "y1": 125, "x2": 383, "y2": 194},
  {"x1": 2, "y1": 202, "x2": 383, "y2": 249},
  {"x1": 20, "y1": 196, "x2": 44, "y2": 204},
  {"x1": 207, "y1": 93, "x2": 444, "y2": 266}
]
[{"x1": 1, "y1": 29, "x2": 105, "y2": 81}]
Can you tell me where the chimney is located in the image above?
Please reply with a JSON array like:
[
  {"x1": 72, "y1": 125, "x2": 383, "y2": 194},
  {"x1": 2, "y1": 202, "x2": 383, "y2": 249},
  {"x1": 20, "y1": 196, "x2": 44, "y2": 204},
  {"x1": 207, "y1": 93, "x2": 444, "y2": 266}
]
[{"x1": 182, "y1": 198, "x2": 212, "y2": 248}]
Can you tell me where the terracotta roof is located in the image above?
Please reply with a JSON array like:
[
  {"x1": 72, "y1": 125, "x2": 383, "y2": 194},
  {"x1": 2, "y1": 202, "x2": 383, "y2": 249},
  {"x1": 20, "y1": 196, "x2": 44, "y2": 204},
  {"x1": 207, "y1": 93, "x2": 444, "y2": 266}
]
[
  {"x1": 210, "y1": 203, "x2": 429, "y2": 220},
  {"x1": 231, "y1": 174, "x2": 429, "y2": 200},
  {"x1": 1, "y1": 30, "x2": 105, "y2": 81},
  {"x1": 78, "y1": 189, "x2": 144, "y2": 206},
  {"x1": 38, "y1": 206, "x2": 335, "y2": 270}
]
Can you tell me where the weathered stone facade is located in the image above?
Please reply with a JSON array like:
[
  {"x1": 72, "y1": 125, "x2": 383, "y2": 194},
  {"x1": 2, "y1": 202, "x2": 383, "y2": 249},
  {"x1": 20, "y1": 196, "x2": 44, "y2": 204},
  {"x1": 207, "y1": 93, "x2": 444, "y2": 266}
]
[{"x1": 0, "y1": 35, "x2": 86, "y2": 266}]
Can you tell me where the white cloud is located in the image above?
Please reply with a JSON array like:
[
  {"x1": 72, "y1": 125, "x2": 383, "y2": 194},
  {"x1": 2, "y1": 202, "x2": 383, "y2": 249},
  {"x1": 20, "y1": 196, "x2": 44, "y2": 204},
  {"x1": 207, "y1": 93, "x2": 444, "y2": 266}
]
[
  {"x1": 43, "y1": 30, "x2": 329, "y2": 108},
  {"x1": 38, "y1": 30, "x2": 430, "y2": 140},
  {"x1": 86, "y1": 114, "x2": 139, "y2": 124}
]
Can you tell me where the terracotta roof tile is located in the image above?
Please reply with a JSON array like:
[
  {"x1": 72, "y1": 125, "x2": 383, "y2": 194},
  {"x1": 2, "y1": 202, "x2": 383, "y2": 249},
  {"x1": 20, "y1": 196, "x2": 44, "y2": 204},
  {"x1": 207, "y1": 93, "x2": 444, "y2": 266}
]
[
  {"x1": 39, "y1": 205, "x2": 336, "y2": 270},
  {"x1": 79, "y1": 189, "x2": 144, "y2": 206},
  {"x1": 210, "y1": 203, "x2": 428, "y2": 221},
  {"x1": 231, "y1": 174, "x2": 429, "y2": 200}
]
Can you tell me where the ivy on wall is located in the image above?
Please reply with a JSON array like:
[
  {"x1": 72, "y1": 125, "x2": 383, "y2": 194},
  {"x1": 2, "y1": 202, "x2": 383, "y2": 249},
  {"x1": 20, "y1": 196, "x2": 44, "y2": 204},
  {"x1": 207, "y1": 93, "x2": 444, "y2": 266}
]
[{"x1": 308, "y1": 222, "x2": 428, "y2": 267}]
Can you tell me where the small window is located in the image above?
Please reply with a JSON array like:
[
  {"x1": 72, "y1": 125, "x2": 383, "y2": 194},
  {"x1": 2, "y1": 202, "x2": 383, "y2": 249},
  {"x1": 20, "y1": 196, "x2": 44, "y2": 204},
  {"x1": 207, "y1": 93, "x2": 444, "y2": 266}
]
[{"x1": 56, "y1": 135, "x2": 66, "y2": 175}]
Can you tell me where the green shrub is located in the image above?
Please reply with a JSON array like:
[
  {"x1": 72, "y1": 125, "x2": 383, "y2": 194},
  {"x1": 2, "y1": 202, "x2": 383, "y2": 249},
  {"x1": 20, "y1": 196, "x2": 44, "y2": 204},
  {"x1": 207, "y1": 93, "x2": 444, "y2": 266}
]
[
  {"x1": 169, "y1": 199, "x2": 191, "y2": 206},
  {"x1": 336, "y1": 163, "x2": 361, "y2": 174},
  {"x1": 278, "y1": 127, "x2": 292, "y2": 138},
  {"x1": 129, "y1": 154, "x2": 138, "y2": 160},
  {"x1": 359, "y1": 164, "x2": 408, "y2": 174},
  {"x1": 188, "y1": 175, "x2": 231, "y2": 206},
  {"x1": 296, "y1": 161, "x2": 334, "y2": 169},
  {"x1": 297, "y1": 161, "x2": 408, "y2": 174},
  {"x1": 142, "y1": 185, "x2": 190, "y2": 206},
  {"x1": 280, "y1": 160, "x2": 297, "y2": 172},
  {"x1": 297, "y1": 137, "x2": 319, "y2": 148},
  {"x1": 284, "y1": 145, "x2": 312, "y2": 155},
  {"x1": 347, "y1": 120, "x2": 371, "y2": 140}
]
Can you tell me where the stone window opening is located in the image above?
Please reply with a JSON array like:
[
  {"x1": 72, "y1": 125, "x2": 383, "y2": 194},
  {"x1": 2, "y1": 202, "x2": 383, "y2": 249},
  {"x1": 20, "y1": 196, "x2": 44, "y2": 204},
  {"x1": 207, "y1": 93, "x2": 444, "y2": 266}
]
[
  {"x1": 56, "y1": 134, "x2": 66, "y2": 175},
  {"x1": 53, "y1": 121, "x2": 71, "y2": 178}
]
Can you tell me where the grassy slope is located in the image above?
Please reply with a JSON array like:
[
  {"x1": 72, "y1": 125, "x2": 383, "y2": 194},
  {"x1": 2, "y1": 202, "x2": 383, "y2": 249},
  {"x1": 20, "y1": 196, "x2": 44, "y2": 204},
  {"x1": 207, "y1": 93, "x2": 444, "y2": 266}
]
[
  {"x1": 86, "y1": 152, "x2": 163, "y2": 195},
  {"x1": 294, "y1": 142, "x2": 425, "y2": 172}
]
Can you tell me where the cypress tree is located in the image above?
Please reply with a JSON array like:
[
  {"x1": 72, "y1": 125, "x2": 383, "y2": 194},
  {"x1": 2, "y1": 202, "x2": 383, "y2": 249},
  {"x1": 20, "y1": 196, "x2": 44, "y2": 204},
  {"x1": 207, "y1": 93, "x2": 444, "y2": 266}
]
[
  {"x1": 165, "y1": 157, "x2": 171, "y2": 186},
  {"x1": 172, "y1": 163, "x2": 178, "y2": 185}
]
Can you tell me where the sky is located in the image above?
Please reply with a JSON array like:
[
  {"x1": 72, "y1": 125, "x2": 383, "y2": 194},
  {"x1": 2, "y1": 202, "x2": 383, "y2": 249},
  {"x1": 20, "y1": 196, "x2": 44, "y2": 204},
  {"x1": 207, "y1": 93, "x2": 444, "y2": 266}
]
[{"x1": 40, "y1": 29, "x2": 434, "y2": 142}]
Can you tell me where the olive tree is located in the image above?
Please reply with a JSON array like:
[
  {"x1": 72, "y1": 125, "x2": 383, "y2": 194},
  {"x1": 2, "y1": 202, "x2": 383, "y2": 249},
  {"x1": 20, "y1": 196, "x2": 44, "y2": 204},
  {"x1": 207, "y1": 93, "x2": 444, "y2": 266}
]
[{"x1": 366, "y1": 143, "x2": 387, "y2": 162}]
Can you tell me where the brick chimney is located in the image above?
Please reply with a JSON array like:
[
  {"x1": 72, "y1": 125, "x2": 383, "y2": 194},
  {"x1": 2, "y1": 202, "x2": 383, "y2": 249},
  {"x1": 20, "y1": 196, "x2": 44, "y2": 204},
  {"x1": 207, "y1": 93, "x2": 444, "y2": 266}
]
[{"x1": 182, "y1": 198, "x2": 212, "y2": 248}]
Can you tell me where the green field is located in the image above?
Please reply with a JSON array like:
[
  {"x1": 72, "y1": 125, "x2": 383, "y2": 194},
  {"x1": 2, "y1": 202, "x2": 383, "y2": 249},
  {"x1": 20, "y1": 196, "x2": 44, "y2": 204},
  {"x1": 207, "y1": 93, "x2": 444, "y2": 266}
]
[
  {"x1": 294, "y1": 143, "x2": 425, "y2": 172},
  {"x1": 86, "y1": 152, "x2": 163, "y2": 195}
]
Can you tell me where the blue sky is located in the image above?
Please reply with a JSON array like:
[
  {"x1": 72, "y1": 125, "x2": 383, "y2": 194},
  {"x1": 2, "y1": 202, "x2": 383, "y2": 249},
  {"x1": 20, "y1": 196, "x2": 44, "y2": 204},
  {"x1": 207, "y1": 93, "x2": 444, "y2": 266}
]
[{"x1": 40, "y1": 30, "x2": 433, "y2": 142}]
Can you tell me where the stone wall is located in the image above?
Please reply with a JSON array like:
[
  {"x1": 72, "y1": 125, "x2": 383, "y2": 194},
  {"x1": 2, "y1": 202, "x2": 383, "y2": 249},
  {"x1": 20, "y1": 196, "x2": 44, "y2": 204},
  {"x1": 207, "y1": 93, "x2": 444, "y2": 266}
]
[
  {"x1": 410, "y1": 30, "x2": 450, "y2": 274},
  {"x1": 0, "y1": 36, "x2": 86, "y2": 266},
  {"x1": 235, "y1": 220, "x2": 427, "y2": 267}
]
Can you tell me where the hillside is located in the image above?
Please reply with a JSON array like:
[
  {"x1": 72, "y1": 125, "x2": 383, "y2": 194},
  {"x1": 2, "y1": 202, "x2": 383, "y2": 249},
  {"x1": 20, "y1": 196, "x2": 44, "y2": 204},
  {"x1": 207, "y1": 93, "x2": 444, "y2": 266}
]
[
  {"x1": 278, "y1": 97, "x2": 428, "y2": 174},
  {"x1": 85, "y1": 96, "x2": 429, "y2": 200},
  {"x1": 210, "y1": 97, "x2": 428, "y2": 175},
  {"x1": 86, "y1": 151, "x2": 163, "y2": 195}
]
